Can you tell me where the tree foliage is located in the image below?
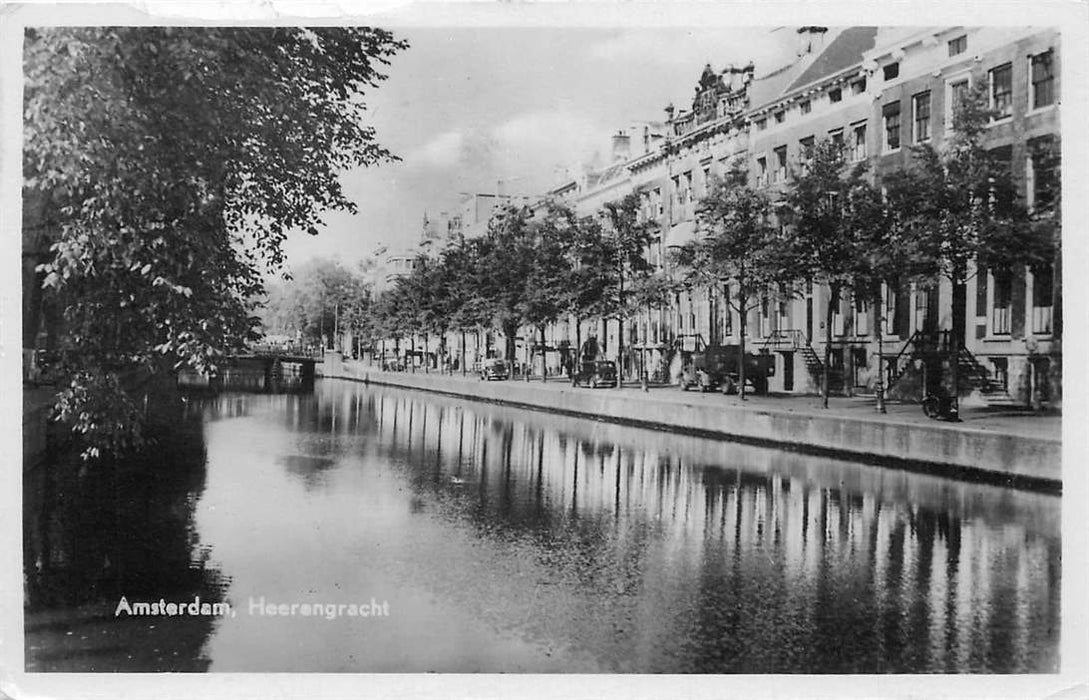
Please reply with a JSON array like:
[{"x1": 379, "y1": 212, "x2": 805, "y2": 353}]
[{"x1": 24, "y1": 27, "x2": 407, "y2": 458}]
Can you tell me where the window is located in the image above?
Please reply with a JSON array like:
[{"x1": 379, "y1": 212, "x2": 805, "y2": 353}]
[
  {"x1": 883, "y1": 102, "x2": 901, "y2": 152},
  {"x1": 756, "y1": 157, "x2": 768, "y2": 186},
  {"x1": 653, "y1": 187, "x2": 663, "y2": 217},
  {"x1": 989, "y1": 63, "x2": 1013, "y2": 120},
  {"x1": 913, "y1": 286, "x2": 930, "y2": 332},
  {"x1": 774, "y1": 110, "x2": 785, "y2": 124},
  {"x1": 722, "y1": 285, "x2": 732, "y2": 336},
  {"x1": 883, "y1": 62, "x2": 900, "y2": 81},
  {"x1": 702, "y1": 166, "x2": 712, "y2": 196},
  {"x1": 799, "y1": 136, "x2": 815, "y2": 174},
  {"x1": 829, "y1": 87, "x2": 842, "y2": 103},
  {"x1": 851, "y1": 122, "x2": 867, "y2": 161},
  {"x1": 992, "y1": 269, "x2": 1012, "y2": 335},
  {"x1": 800, "y1": 100, "x2": 811, "y2": 115},
  {"x1": 1031, "y1": 264, "x2": 1053, "y2": 334},
  {"x1": 976, "y1": 265, "x2": 988, "y2": 317},
  {"x1": 671, "y1": 175, "x2": 681, "y2": 208},
  {"x1": 756, "y1": 118, "x2": 767, "y2": 131},
  {"x1": 1030, "y1": 50, "x2": 1056, "y2": 109},
  {"x1": 773, "y1": 146, "x2": 787, "y2": 183},
  {"x1": 948, "y1": 34, "x2": 967, "y2": 56},
  {"x1": 912, "y1": 91, "x2": 931, "y2": 142},
  {"x1": 1027, "y1": 136, "x2": 1059, "y2": 213},
  {"x1": 851, "y1": 77, "x2": 867, "y2": 95},
  {"x1": 682, "y1": 171, "x2": 693, "y2": 203},
  {"x1": 829, "y1": 128, "x2": 845, "y2": 153},
  {"x1": 947, "y1": 76, "x2": 970, "y2": 127}
]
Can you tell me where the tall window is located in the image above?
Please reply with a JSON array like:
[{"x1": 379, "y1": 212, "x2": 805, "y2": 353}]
[
  {"x1": 774, "y1": 110, "x2": 785, "y2": 124},
  {"x1": 799, "y1": 136, "x2": 815, "y2": 174},
  {"x1": 756, "y1": 157, "x2": 768, "y2": 187},
  {"x1": 1031, "y1": 264, "x2": 1054, "y2": 334},
  {"x1": 1027, "y1": 136, "x2": 1059, "y2": 213},
  {"x1": 883, "y1": 102, "x2": 901, "y2": 151},
  {"x1": 1030, "y1": 50, "x2": 1056, "y2": 109},
  {"x1": 829, "y1": 128, "x2": 845, "y2": 153},
  {"x1": 773, "y1": 146, "x2": 787, "y2": 183},
  {"x1": 800, "y1": 100, "x2": 812, "y2": 115},
  {"x1": 992, "y1": 270, "x2": 1012, "y2": 335},
  {"x1": 702, "y1": 166, "x2": 712, "y2": 196},
  {"x1": 947, "y1": 76, "x2": 970, "y2": 130},
  {"x1": 912, "y1": 91, "x2": 931, "y2": 143},
  {"x1": 722, "y1": 284, "x2": 732, "y2": 337},
  {"x1": 948, "y1": 34, "x2": 967, "y2": 56},
  {"x1": 913, "y1": 286, "x2": 929, "y2": 332},
  {"x1": 852, "y1": 122, "x2": 867, "y2": 161},
  {"x1": 653, "y1": 187, "x2": 663, "y2": 217},
  {"x1": 829, "y1": 87, "x2": 842, "y2": 103},
  {"x1": 989, "y1": 63, "x2": 1013, "y2": 120}
]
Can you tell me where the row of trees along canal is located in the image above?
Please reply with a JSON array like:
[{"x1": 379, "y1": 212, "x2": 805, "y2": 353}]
[
  {"x1": 348, "y1": 82, "x2": 1058, "y2": 411},
  {"x1": 23, "y1": 27, "x2": 409, "y2": 461}
]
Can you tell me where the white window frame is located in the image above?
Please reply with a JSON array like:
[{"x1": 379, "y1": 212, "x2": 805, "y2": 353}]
[
  {"x1": 1028, "y1": 50, "x2": 1057, "y2": 114},
  {"x1": 944, "y1": 71, "x2": 972, "y2": 137},
  {"x1": 882, "y1": 102, "x2": 902, "y2": 154},
  {"x1": 988, "y1": 62, "x2": 1014, "y2": 123},
  {"x1": 912, "y1": 91, "x2": 931, "y2": 144},
  {"x1": 850, "y1": 121, "x2": 867, "y2": 162}
]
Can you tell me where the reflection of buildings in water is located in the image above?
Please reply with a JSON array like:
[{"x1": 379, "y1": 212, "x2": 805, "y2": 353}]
[{"x1": 364, "y1": 387, "x2": 1059, "y2": 672}]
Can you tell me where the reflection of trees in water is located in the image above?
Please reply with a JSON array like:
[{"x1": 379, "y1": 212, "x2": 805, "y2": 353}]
[
  {"x1": 364, "y1": 387, "x2": 1060, "y2": 673},
  {"x1": 24, "y1": 377, "x2": 227, "y2": 670}
]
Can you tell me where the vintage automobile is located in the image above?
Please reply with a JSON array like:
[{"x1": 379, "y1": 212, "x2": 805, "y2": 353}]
[
  {"x1": 479, "y1": 358, "x2": 510, "y2": 381},
  {"x1": 679, "y1": 345, "x2": 772, "y2": 394},
  {"x1": 572, "y1": 360, "x2": 618, "y2": 388}
]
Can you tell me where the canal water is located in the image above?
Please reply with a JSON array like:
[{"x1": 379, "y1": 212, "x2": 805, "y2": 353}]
[{"x1": 24, "y1": 377, "x2": 1061, "y2": 673}]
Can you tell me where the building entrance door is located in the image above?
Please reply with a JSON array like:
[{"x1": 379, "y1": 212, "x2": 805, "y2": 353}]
[{"x1": 782, "y1": 351, "x2": 794, "y2": 391}]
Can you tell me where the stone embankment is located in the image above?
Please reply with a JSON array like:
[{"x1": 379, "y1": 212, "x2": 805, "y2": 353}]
[{"x1": 320, "y1": 357, "x2": 1062, "y2": 491}]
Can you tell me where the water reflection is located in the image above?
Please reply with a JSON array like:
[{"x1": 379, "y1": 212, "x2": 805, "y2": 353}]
[
  {"x1": 189, "y1": 380, "x2": 1059, "y2": 673},
  {"x1": 23, "y1": 379, "x2": 228, "y2": 672}
]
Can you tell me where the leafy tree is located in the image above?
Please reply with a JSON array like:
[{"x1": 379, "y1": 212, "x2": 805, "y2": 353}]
[
  {"x1": 883, "y1": 82, "x2": 1054, "y2": 406},
  {"x1": 675, "y1": 163, "x2": 777, "y2": 398},
  {"x1": 600, "y1": 193, "x2": 656, "y2": 387},
  {"x1": 24, "y1": 27, "x2": 406, "y2": 459},
  {"x1": 263, "y1": 257, "x2": 370, "y2": 347},
  {"x1": 779, "y1": 140, "x2": 874, "y2": 408}
]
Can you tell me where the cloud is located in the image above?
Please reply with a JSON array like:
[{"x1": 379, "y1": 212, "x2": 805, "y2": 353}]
[
  {"x1": 490, "y1": 108, "x2": 613, "y2": 182},
  {"x1": 406, "y1": 129, "x2": 465, "y2": 168},
  {"x1": 588, "y1": 28, "x2": 796, "y2": 74}
]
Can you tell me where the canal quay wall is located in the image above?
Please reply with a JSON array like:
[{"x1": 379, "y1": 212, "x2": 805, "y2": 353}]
[{"x1": 323, "y1": 359, "x2": 1062, "y2": 489}]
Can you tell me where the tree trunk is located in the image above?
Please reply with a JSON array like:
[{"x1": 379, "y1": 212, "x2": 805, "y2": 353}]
[
  {"x1": 950, "y1": 268, "x2": 968, "y2": 418},
  {"x1": 539, "y1": 324, "x2": 547, "y2": 381},
  {"x1": 423, "y1": 332, "x2": 429, "y2": 373},
  {"x1": 503, "y1": 320, "x2": 518, "y2": 379},
  {"x1": 822, "y1": 284, "x2": 837, "y2": 409},
  {"x1": 616, "y1": 314, "x2": 625, "y2": 389},
  {"x1": 410, "y1": 335, "x2": 416, "y2": 373},
  {"x1": 573, "y1": 315, "x2": 581, "y2": 385},
  {"x1": 872, "y1": 282, "x2": 886, "y2": 413},
  {"x1": 460, "y1": 330, "x2": 466, "y2": 376},
  {"x1": 738, "y1": 291, "x2": 747, "y2": 400}
]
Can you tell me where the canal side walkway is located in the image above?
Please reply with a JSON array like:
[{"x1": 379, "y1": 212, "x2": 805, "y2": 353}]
[{"x1": 320, "y1": 357, "x2": 1062, "y2": 490}]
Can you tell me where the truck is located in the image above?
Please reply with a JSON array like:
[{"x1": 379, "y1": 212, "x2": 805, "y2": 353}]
[{"x1": 678, "y1": 344, "x2": 773, "y2": 395}]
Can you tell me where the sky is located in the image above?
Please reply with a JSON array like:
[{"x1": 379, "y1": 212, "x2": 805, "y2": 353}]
[{"x1": 280, "y1": 23, "x2": 801, "y2": 271}]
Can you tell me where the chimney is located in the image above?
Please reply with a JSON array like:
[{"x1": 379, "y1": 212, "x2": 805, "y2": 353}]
[
  {"x1": 796, "y1": 26, "x2": 828, "y2": 56},
  {"x1": 611, "y1": 130, "x2": 631, "y2": 162},
  {"x1": 664, "y1": 102, "x2": 675, "y2": 121}
]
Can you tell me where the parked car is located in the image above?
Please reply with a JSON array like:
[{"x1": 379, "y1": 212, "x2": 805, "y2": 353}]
[
  {"x1": 479, "y1": 358, "x2": 510, "y2": 381},
  {"x1": 572, "y1": 360, "x2": 617, "y2": 388}
]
